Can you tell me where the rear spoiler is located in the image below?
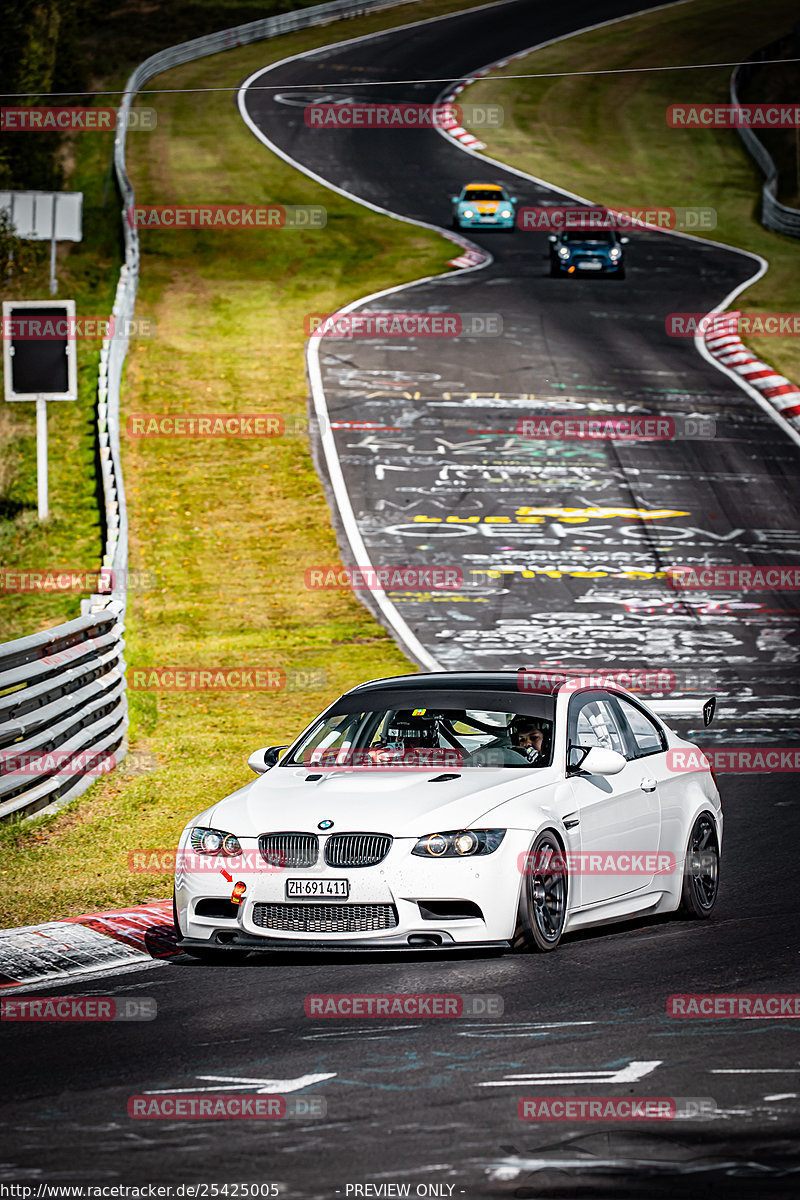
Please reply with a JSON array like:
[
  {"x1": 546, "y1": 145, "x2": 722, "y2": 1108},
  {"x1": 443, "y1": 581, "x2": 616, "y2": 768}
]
[{"x1": 648, "y1": 697, "x2": 716, "y2": 727}]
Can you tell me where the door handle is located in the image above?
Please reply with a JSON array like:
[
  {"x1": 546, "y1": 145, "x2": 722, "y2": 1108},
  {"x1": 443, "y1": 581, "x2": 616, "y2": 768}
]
[{"x1": 640, "y1": 778, "x2": 657, "y2": 792}]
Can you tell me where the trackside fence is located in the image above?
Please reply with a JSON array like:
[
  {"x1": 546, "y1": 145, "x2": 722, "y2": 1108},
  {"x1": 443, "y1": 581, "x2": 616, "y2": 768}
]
[
  {"x1": 731, "y1": 34, "x2": 800, "y2": 239},
  {"x1": 0, "y1": 0, "x2": 413, "y2": 822}
]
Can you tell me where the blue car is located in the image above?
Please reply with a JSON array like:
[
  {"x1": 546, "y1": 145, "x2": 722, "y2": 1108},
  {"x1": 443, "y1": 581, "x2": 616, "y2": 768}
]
[
  {"x1": 451, "y1": 182, "x2": 516, "y2": 230},
  {"x1": 549, "y1": 229, "x2": 628, "y2": 277}
]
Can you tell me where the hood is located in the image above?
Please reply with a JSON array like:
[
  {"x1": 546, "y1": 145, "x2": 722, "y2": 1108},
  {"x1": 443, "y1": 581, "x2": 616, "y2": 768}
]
[
  {"x1": 203, "y1": 764, "x2": 561, "y2": 839},
  {"x1": 566, "y1": 240, "x2": 614, "y2": 253}
]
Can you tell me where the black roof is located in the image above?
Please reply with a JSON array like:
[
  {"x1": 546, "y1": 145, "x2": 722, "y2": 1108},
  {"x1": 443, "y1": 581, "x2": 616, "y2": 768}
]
[
  {"x1": 348, "y1": 671, "x2": 559, "y2": 695},
  {"x1": 332, "y1": 672, "x2": 557, "y2": 719}
]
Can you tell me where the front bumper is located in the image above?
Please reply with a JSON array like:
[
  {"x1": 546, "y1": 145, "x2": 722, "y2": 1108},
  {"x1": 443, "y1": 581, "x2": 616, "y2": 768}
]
[
  {"x1": 553, "y1": 256, "x2": 623, "y2": 273},
  {"x1": 178, "y1": 933, "x2": 509, "y2": 954},
  {"x1": 175, "y1": 830, "x2": 531, "y2": 948},
  {"x1": 457, "y1": 216, "x2": 515, "y2": 229}
]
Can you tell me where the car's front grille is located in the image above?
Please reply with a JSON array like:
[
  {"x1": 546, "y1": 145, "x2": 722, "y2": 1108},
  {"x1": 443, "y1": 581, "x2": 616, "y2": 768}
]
[
  {"x1": 252, "y1": 903, "x2": 398, "y2": 934},
  {"x1": 259, "y1": 833, "x2": 318, "y2": 868},
  {"x1": 324, "y1": 833, "x2": 392, "y2": 868}
]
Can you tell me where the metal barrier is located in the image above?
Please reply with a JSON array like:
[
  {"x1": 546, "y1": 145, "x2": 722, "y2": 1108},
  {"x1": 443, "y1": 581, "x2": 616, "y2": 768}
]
[
  {"x1": 0, "y1": 0, "x2": 412, "y2": 821},
  {"x1": 731, "y1": 36, "x2": 800, "y2": 239},
  {"x1": 0, "y1": 607, "x2": 127, "y2": 821}
]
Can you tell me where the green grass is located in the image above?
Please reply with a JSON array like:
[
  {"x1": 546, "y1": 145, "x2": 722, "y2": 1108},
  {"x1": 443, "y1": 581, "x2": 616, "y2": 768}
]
[
  {"x1": 460, "y1": 0, "x2": 800, "y2": 385},
  {"x1": 0, "y1": 0, "x2": 508, "y2": 927}
]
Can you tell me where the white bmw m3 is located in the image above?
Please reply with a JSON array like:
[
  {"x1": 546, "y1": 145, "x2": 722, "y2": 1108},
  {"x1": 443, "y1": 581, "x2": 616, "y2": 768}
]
[{"x1": 173, "y1": 671, "x2": 722, "y2": 959}]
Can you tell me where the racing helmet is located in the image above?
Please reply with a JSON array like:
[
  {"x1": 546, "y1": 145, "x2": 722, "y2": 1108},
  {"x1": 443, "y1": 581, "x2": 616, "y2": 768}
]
[{"x1": 383, "y1": 711, "x2": 441, "y2": 749}]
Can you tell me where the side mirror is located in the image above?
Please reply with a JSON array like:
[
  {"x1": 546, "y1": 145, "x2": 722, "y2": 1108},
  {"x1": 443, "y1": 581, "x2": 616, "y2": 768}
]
[
  {"x1": 619, "y1": 236, "x2": 630, "y2": 245},
  {"x1": 248, "y1": 745, "x2": 288, "y2": 774},
  {"x1": 548, "y1": 234, "x2": 557, "y2": 243},
  {"x1": 573, "y1": 746, "x2": 627, "y2": 776},
  {"x1": 510, "y1": 196, "x2": 518, "y2": 204},
  {"x1": 450, "y1": 196, "x2": 459, "y2": 204}
]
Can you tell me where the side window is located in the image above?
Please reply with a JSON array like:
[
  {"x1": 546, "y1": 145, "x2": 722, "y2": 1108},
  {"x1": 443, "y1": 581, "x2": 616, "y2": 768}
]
[
  {"x1": 614, "y1": 696, "x2": 666, "y2": 759},
  {"x1": 568, "y1": 694, "x2": 627, "y2": 768}
]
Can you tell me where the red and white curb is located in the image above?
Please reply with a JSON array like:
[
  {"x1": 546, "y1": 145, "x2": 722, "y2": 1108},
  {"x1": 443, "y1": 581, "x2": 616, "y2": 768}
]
[
  {"x1": 438, "y1": 89, "x2": 494, "y2": 269},
  {"x1": 0, "y1": 899, "x2": 176, "y2": 988},
  {"x1": 705, "y1": 312, "x2": 800, "y2": 433},
  {"x1": 438, "y1": 48, "x2": 533, "y2": 154},
  {"x1": 447, "y1": 245, "x2": 490, "y2": 268},
  {"x1": 437, "y1": 95, "x2": 486, "y2": 151}
]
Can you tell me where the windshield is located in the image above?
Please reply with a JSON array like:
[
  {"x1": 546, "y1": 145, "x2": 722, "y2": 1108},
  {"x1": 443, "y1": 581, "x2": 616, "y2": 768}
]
[
  {"x1": 285, "y1": 705, "x2": 554, "y2": 769},
  {"x1": 464, "y1": 188, "x2": 504, "y2": 201}
]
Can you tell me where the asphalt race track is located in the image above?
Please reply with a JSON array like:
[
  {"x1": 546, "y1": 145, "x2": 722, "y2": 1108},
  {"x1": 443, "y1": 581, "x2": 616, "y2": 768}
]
[
  {"x1": 3, "y1": 1, "x2": 800, "y2": 1195},
  {"x1": 241, "y1": 0, "x2": 800, "y2": 745}
]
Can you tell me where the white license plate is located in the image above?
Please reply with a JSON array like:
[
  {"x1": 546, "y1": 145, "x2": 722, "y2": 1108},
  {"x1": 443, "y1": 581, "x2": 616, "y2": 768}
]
[
  {"x1": 286, "y1": 878, "x2": 350, "y2": 899},
  {"x1": 577, "y1": 261, "x2": 603, "y2": 270}
]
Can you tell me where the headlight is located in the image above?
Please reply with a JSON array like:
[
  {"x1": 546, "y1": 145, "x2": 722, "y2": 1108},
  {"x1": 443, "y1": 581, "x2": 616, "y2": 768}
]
[
  {"x1": 462, "y1": 208, "x2": 474, "y2": 218},
  {"x1": 609, "y1": 247, "x2": 622, "y2": 259},
  {"x1": 190, "y1": 827, "x2": 242, "y2": 855},
  {"x1": 412, "y1": 829, "x2": 506, "y2": 858},
  {"x1": 500, "y1": 209, "x2": 512, "y2": 218},
  {"x1": 557, "y1": 246, "x2": 571, "y2": 258}
]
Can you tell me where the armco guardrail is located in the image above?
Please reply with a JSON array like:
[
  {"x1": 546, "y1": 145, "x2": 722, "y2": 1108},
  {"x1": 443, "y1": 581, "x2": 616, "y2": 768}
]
[
  {"x1": 0, "y1": 608, "x2": 127, "y2": 821},
  {"x1": 731, "y1": 37, "x2": 800, "y2": 239},
  {"x1": 0, "y1": 0, "x2": 412, "y2": 822}
]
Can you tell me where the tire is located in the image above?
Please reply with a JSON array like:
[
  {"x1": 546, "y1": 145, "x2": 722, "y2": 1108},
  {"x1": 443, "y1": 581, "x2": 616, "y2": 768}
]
[
  {"x1": 549, "y1": 262, "x2": 560, "y2": 278},
  {"x1": 174, "y1": 889, "x2": 251, "y2": 961},
  {"x1": 615, "y1": 267, "x2": 626, "y2": 279},
  {"x1": 513, "y1": 831, "x2": 568, "y2": 952},
  {"x1": 679, "y1": 812, "x2": 720, "y2": 919}
]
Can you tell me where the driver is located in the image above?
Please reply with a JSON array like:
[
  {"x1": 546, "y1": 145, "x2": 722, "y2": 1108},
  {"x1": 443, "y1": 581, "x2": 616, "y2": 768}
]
[
  {"x1": 511, "y1": 719, "x2": 550, "y2": 765},
  {"x1": 368, "y1": 711, "x2": 446, "y2": 766}
]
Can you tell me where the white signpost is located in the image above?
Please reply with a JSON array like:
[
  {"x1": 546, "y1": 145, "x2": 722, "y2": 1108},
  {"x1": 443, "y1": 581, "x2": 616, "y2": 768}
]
[
  {"x1": 2, "y1": 299, "x2": 78, "y2": 520},
  {"x1": 0, "y1": 190, "x2": 83, "y2": 295}
]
